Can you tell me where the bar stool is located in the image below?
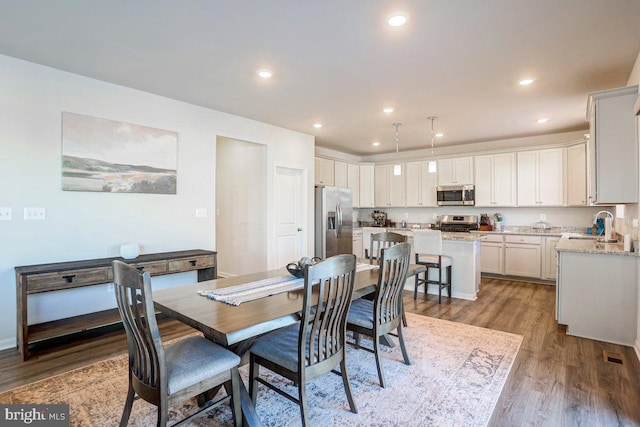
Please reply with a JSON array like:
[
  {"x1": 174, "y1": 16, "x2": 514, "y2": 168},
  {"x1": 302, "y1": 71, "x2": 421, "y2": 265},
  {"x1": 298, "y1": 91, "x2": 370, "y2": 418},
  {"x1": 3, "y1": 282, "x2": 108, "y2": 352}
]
[{"x1": 412, "y1": 229, "x2": 452, "y2": 303}]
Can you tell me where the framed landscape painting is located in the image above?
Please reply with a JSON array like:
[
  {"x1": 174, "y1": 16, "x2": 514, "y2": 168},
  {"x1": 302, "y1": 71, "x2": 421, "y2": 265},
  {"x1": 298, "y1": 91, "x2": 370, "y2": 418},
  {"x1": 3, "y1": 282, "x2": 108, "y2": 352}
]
[{"x1": 61, "y1": 112, "x2": 177, "y2": 194}]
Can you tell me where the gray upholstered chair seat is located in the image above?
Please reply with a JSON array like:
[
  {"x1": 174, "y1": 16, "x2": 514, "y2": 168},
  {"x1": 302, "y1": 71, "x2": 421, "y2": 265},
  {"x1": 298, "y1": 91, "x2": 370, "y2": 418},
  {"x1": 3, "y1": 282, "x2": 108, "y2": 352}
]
[
  {"x1": 346, "y1": 299, "x2": 375, "y2": 329},
  {"x1": 417, "y1": 254, "x2": 452, "y2": 267},
  {"x1": 165, "y1": 336, "x2": 241, "y2": 395}
]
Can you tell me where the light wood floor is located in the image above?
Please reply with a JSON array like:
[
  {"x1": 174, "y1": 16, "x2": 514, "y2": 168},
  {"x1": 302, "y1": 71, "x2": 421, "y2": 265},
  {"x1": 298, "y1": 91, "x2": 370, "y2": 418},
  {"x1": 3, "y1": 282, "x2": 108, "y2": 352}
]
[{"x1": 1, "y1": 277, "x2": 640, "y2": 425}]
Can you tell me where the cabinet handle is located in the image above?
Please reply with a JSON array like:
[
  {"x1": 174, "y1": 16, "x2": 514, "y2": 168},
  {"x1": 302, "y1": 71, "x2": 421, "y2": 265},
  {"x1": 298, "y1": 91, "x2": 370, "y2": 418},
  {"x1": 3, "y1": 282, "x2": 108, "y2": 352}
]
[{"x1": 62, "y1": 274, "x2": 75, "y2": 283}]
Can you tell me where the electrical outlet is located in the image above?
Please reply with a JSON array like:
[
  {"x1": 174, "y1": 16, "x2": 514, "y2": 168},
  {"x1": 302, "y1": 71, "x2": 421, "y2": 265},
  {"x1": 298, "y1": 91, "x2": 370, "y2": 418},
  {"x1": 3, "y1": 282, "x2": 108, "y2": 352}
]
[
  {"x1": 433, "y1": 213, "x2": 438, "y2": 219},
  {"x1": 0, "y1": 207, "x2": 11, "y2": 220},
  {"x1": 195, "y1": 208, "x2": 207, "y2": 218},
  {"x1": 404, "y1": 212, "x2": 409, "y2": 219},
  {"x1": 633, "y1": 218, "x2": 639, "y2": 227},
  {"x1": 24, "y1": 207, "x2": 45, "y2": 220},
  {"x1": 540, "y1": 214, "x2": 546, "y2": 221}
]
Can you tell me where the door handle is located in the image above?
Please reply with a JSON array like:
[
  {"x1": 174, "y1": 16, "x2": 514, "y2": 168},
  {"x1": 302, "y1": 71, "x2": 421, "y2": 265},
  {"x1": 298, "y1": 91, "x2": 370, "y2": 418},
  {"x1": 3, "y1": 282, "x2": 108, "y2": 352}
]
[{"x1": 297, "y1": 228, "x2": 302, "y2": 232}]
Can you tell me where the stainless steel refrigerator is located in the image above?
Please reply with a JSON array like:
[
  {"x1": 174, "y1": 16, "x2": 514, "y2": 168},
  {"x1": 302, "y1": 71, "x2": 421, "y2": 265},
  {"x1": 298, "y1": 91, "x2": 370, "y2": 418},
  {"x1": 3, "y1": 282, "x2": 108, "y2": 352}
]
[{"x1": 315, "y1": 186, "x2": 353, "y2": 259}]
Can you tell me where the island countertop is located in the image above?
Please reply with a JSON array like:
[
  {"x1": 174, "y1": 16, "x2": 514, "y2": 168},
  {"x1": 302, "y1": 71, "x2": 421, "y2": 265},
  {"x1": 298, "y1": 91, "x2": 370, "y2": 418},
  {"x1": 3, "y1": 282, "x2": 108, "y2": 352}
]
[{"x1": 555, "y1": 234, "x2": 637, "y2": 257}]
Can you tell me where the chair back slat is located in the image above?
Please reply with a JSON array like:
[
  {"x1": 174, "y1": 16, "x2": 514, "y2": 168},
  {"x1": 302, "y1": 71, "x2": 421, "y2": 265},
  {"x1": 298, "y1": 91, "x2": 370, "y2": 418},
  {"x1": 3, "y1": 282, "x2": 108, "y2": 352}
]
[
  {"x1": 368, "y1": 232, "x2": 407, "y2": 264},
  {"x1": 113, "y1": 260, "x2": 166, "y2": 398},
  {"x1": 300, "y1": 254, "x2": 356, "y2": 367},
  {"x1": 413, "y1": 229, "x2": 443, "y2": 255},
  {"x1": 375, "y1": 243, "x2": 411, "y2": 327}
]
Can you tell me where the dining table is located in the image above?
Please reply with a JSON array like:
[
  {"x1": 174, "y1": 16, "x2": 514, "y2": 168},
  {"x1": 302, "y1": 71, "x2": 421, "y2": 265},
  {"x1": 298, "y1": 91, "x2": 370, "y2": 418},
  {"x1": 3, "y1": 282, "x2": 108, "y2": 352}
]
[{"x1": 152, "y1": 262, "x2": 426, "y2": 426}]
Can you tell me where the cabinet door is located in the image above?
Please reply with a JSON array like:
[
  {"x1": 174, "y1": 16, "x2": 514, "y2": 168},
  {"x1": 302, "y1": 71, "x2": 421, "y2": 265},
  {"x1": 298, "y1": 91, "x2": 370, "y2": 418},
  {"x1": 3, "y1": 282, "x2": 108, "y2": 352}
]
[
  {"x1": 538, "y1": 148, "x2": 564, "y2": 205},
  {"x1": 437, "y1": 159, "x2": 456, "y2": 186},
  {"x1": 389, "y1": 164, "x2": 405, "y2": 206},
  {"x1": 504, "y1": 243, "x2": 541, "y2": 278},
  {"x1": 481, "y1": 242, "x2": 504, "y2": 274},
  {"x1": 421, "y1": 162, "x2": 438, "y2": 207},
  {"x1": 517, "y1": 151, "x2": 538, "y2": 206},
  {"x1": 374, "y1": 165, "x2": 390, "y2": 207},
  {"x1": 454, "y1": 157, "x2": 474, "y2": 184},
  {"x1": 334, "y1": 161, "x2": 348, "y2": 187},
  {"x1": 359, "y1": 165, "x2": 375, "y2": 207},
  {"x1": 347, "y1": 163, "x2": 360, "y2": 208},
  {"x1": 405, "y1": 162, "x2": 422, "y2": 207},
  {"x1": 352, "y1": 233, "x2": 363, "y2": 258},
  {"x1": 566, "y1": 143, "x2": 587, "y2": 206},
  {"x1": 543, "y1": 237, "x2": 560, "y2": 280},
  {"x1": 493, "y1": 153, "x2": 516, "y2": 206},
  {"x1": 315, "y1": 157, "x2": 334, "y2": 186},
  {"x1": 474, "y1": 155, "x2": 493, "y2": 206}
]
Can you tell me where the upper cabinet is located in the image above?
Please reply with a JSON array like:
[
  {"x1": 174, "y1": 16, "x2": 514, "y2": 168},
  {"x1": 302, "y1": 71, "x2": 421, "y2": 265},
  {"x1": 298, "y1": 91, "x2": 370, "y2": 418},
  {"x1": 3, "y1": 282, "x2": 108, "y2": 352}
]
[
  {"x1": 359, "y1": 164, "x2": 375, "y2": 207},
  {"x1": 565, "y1": 143, "x2": 587, "y2": 206},
  {"x1": 517, "y1": 148, "x2": 564, "y2": 206},
  {"x1": 438, "y1": 156, "x2": 473, "y2": 186},
  {"x1": 405, "y1": 161, "x2": 438, "y2": 207},
  {"x1": 587, "y1": 85, "x2": 639, "y2": 204},
  {"x1": 315, "y1": 157, "x2": 334, "y2": 186},
  {"x1": 374, "y1": 164, "x2": 405, "y2": 207},
  {"x1": 474, "y1": 153, "x2": 516, "y2": 207},
  {"x1": 333, "y1": 161, "x2": 348, "y2": 187},
  {"x1": 347, "y1": 163, "x2": 360, "y2": 208}
]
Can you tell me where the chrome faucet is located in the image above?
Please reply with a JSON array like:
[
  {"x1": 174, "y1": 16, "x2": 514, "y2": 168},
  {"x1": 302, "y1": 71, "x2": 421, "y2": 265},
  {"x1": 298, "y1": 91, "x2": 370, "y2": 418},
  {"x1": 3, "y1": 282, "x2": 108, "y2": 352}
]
[{"x1": 593, "y1": 210, "x2": 614, "y2": 240}]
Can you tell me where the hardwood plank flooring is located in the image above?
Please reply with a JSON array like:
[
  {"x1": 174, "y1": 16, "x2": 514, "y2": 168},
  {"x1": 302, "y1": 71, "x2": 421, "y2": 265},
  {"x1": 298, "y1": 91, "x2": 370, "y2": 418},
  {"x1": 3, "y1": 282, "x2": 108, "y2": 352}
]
[{"x1": 1, "y1": 277, "x2": 639, "y2": 425}]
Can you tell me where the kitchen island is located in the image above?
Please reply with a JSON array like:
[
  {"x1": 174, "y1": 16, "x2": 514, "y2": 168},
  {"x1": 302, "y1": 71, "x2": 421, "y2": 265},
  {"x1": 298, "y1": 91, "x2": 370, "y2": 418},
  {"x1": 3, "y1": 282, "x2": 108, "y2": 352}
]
[
  {"x1": 555, "y1": 234, "x2": 638, "y2": 346},
  {"x1": 363, "y1": 227, "x2": 481, "y2": 301}
]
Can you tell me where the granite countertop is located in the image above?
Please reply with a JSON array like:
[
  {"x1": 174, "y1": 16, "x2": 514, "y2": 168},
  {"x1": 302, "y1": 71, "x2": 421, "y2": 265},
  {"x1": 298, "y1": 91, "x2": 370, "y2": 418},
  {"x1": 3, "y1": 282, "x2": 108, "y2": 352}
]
[
  {"x1": 384, "y1": 228, "x2": 481, "y2": 242},
  {"x1": 470, "y1": 226, "x2": 585, "y2": 237},
  {"x1": 555, "y1": 234, "x2": 637, "y2": 257}
]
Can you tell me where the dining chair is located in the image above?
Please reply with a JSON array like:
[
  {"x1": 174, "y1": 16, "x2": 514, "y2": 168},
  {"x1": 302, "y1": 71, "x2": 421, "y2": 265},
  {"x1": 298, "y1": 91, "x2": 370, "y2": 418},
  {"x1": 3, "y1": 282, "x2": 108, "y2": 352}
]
[
  {"x1": 248, "y1": 254, "x2": 358, "y2": 426},
  {"x1": 412, "y1": 229, "x2": 452, "y2": 303},
  {"x1": 365, "y1": 231, "x2": 407, "y2": 264},
  {"x1": 112, "y1": 260, "x2": 242, "y2": 427},
  {"x1": 346, "y1": 242, "x2": 412, "y2": 388}
]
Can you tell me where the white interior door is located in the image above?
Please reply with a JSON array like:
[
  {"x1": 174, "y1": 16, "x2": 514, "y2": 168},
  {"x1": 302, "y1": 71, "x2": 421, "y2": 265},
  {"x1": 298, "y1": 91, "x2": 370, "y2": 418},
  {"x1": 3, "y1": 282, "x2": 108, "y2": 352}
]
[{"x1": 275, "y1": 166, "x2": 305, "y2": 266}]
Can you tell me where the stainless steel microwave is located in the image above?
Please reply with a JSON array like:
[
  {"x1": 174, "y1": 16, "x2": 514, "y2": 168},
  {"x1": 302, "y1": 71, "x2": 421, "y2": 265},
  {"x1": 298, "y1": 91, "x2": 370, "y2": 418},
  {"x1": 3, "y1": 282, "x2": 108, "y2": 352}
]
[{"x1": 437, "y1": 184, "x2": 475, "y2": 206}]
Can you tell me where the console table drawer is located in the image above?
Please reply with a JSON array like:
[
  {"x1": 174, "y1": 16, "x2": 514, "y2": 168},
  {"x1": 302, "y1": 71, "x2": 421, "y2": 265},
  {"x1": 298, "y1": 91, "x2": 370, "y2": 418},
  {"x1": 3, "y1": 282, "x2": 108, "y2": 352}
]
[
  {"x1": 130, "y1": 260, "x2": 168, "y2": 275},
  {"x1": 26, "y1": 267, "x2": 111, "y2": 294},
  {"x1": 168, "y1": 255, "x2": 216, "y2": 273}
]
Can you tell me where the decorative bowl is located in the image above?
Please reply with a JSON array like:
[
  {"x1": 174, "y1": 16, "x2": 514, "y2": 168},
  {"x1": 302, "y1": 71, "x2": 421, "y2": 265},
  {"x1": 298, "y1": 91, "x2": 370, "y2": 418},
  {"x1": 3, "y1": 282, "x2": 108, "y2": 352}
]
[{"x1": 286, "y1": 257, "x2": 322, "y2": 278}]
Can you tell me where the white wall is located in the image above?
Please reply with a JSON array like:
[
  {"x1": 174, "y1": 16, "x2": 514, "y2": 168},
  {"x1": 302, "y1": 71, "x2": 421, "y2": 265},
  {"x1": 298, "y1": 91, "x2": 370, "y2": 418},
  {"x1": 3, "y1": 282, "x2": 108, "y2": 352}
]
[{"x1": 0, "y1": 54, "x2": 315, "y2": 350}]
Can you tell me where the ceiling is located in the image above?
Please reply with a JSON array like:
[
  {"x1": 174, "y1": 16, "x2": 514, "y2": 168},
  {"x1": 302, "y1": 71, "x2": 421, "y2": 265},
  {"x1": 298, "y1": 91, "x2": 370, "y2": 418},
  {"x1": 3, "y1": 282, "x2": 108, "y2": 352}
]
[{"x1": 1, "y1": 1, "x2": 639, "y2": 155}]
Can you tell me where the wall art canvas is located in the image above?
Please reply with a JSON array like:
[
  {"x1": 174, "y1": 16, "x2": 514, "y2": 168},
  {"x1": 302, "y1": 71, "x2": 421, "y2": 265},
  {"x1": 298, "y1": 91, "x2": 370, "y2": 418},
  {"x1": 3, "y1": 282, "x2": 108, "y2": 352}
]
[{"x1": 61, "y1": 112, "x2": 177, "y2": 194}]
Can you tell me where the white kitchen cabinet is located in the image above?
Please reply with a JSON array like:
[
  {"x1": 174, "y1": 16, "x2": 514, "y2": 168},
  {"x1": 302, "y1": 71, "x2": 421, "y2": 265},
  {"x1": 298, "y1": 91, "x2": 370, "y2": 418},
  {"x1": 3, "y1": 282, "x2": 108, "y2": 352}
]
[
  {"x1": 587, "y1": 85, "x2": 639, "y2": 204},
  {"x1": 405, "y1": 161, "x2": 437, "y2": 207},
  {"x1": 437, "y1": 157, "x2": 473, "y2": 186},
  {"x1": 352, "y1": 229, "x2": 363, "y2": 259},
  {"x1": 479, "y1": 234, "x2": 504, "y2": 274},
  {"x1": 565, "y1": 143, "x2": 587, "y2": 206},
  {"x1": 474, "y1": 153, "x2": 516, "y2": 207},
  {"x1": 315, "y1": 157, "x2": 334, "y2": 186},
  {"x1": 504, "y1": 235, "x2": 542, "y2": 278},
  {"x1": 542, "y1": 236, "x2": 560, "y2": 280},
  {"x1": 333, "y1": 160, "x2": 348, "y2": 187},
  {"x1": 517, "y1": 148, "x2": 564, "y2": 206},
  {"x1": 347, "y1": 163, "x2": 360, "y2": 208},
  {"x1": 359, "y1": 164, "x2": 375, "y2": 208},
  {"x1": 374, "y1": 164, "x2": 405, "y2": 207}
]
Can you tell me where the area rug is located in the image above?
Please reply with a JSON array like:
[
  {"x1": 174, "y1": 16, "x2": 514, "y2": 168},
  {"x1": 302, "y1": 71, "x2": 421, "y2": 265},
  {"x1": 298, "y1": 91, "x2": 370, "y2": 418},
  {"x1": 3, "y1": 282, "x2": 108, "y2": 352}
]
[{"x1": 0, "y1": 313, "x2": 522, "y2": 426}]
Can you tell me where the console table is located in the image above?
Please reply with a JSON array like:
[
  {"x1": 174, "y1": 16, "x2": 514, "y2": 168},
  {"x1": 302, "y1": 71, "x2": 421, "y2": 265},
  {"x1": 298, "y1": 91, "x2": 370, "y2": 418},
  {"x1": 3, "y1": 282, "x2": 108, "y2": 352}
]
[{"x1": 15, "y1": 249, "x2": 216, "y2": 360}]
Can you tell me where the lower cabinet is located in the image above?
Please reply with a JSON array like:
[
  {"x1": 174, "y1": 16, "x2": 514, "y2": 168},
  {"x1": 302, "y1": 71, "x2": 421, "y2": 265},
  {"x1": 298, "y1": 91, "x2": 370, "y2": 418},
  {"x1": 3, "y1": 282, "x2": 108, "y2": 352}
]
[
  {"x1": 480, "y1": 235, "x2": 504, "y2": 274},
  {"x1": 542, "y1": 237, "x2": 561, "y2": 280},
  {"x1": 504, "y1": 235, "x2": 542, "y2": 278},
  {"x1": 353, "y1": 229, "x2": 363, "y2": 259}
]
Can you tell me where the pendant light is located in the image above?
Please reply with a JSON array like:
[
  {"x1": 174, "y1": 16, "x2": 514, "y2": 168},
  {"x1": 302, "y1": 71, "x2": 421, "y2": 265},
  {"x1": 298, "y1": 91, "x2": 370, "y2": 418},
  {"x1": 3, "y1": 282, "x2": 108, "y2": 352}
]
[
  {"x1": 393, "y1": 123, "x2": 402, "y2": 176},
  {"x1": 427, "y1": 116, "x2": 437, "y2": 173}
]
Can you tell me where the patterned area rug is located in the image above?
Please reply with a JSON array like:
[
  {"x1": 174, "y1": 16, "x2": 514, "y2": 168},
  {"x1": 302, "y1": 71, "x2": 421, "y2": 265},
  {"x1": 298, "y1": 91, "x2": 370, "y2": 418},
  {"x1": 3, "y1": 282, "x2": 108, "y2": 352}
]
[{"x1": 0, "y1": 313, "x2": 522, "y2": 426}]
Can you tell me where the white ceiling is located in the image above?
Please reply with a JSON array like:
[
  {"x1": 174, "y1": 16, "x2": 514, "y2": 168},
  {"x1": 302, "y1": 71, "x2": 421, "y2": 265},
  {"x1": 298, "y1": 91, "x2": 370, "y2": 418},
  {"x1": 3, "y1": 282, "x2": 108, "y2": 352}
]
[{"x1": 1, "y1": 1, "x2": 639, "y2": 155}]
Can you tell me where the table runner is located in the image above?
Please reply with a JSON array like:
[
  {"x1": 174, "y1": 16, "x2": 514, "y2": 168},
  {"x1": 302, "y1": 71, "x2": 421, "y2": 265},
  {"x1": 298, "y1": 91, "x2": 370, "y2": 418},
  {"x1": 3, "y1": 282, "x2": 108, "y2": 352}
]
[{"x1": 199, "y1": 263, "x2": 379, "y2": 306}]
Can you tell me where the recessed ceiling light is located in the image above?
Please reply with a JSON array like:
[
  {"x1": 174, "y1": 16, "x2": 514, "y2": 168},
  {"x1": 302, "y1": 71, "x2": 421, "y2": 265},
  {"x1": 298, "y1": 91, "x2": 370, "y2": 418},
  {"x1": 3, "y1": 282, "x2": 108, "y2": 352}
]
[
  {"x1": 313, "y1": 123, "x2": 323, "y2": 129},
  {"x1": 387, "y1": 13, "x2": 408, "y2": 27},
  {"x1": 372, "y1": 141, "x2": 380, "y2": 146},
  {"x1": 435, "y1": 132, "x2": 444, "y2": 138},
  {"x1": 519, "y1": 78, "x2": 535, "y2": 86},
  {"x1": 383, "y1": 107, "x2": 394, "y2": 113},
  {"x1": 536, "y1": 118, "x2": 549, "y2": 123},
  {"x1": 257, "y1": 69, "x2": 273, "y2": 79}
]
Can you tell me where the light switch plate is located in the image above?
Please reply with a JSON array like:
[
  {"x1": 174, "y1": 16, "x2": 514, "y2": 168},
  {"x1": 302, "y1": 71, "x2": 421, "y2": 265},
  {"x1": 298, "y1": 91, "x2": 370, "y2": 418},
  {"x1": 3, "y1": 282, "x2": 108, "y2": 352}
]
[
  {"x1": 0, "y1": 207, "x2": 11, "y2": 220},
  {"x1": 24, "y1": 207, "x2": 45, "y2": 220},
  {"x1": 195, "y1": 208, "x2": 207, "y2": 218},
  {"x1": 540, "y1": 214, "x2": 546, "y2": 221}
]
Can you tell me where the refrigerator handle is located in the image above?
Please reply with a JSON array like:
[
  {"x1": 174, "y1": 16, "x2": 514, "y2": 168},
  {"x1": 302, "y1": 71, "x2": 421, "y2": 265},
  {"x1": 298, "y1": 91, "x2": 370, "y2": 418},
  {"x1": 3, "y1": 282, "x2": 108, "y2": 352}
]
[
  {"x1": 337, "y1": 204, "x2": 342, "y2": 238},
  {"x1": 335, "y1": 204, "x2": 340, "y2": 238}
]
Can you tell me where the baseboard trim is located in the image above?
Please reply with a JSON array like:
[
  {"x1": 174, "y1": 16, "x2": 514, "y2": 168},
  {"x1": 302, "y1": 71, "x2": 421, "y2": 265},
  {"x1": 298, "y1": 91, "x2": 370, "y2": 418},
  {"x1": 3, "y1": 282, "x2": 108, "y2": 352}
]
[
  {"x1": 635, "y1": 339, "x2": 640, "y2": 363},
  {"x1": 0, "y1": 338, "x2": 16, "y2": 352}
]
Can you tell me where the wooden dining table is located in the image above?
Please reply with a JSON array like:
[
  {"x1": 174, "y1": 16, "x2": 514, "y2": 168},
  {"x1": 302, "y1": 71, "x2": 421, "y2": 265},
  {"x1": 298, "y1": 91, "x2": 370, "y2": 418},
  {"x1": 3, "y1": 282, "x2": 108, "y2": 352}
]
[{"x1": 152, "y1": 263, "x2": 426, "y2": 426}]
